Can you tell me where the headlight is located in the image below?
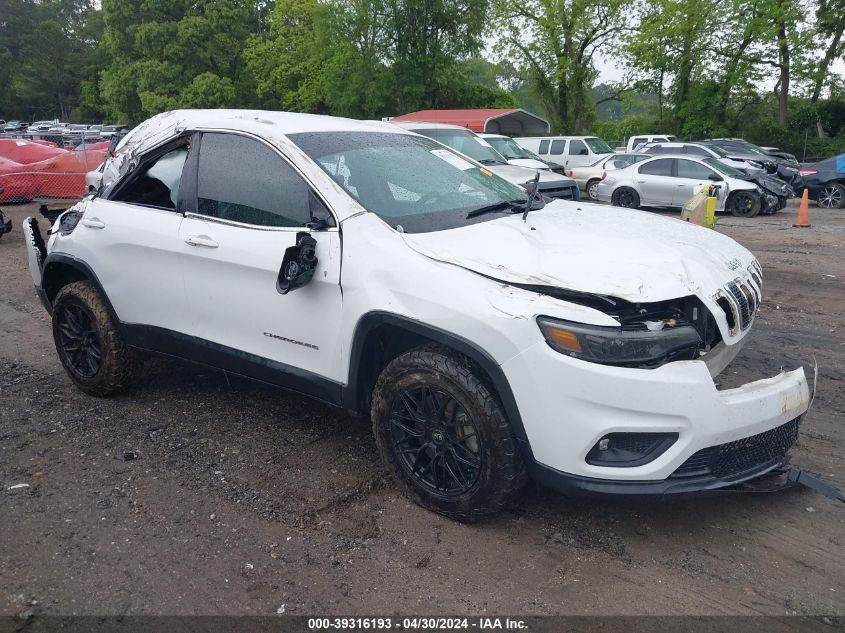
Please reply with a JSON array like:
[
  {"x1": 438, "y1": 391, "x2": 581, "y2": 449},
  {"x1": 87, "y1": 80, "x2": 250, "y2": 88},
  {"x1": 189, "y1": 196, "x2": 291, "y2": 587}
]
[{"x1": 537, "y1": 316, "x2": 703, "y2": 367}]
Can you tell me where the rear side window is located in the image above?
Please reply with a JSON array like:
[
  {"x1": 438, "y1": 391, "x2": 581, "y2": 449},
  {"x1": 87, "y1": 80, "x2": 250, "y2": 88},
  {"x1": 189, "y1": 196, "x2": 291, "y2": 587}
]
[
  {"x1": 550, "y1": 139, "x2": 565, "y2": 155},
  {"x1": 568, "y1": 139, "x2": 588, "y2": 155},
  {"x1": 538, "y1": 140, "x2": 550, "y2": 154},
  {"x1": 197, "y1": 133, "x2": 312, "y2": 227},
  {"x1": 631, "y1": 137, "x2": 648, "y2": 148},
  {"x1": 639, "y1": 158, "x2": 674, "y2": 177}
]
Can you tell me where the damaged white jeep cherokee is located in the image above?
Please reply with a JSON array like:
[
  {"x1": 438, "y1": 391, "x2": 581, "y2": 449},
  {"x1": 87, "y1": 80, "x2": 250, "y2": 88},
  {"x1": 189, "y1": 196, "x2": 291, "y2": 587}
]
[{"x1": 23, "y1": 110, "x2": 811, "y2": 521}]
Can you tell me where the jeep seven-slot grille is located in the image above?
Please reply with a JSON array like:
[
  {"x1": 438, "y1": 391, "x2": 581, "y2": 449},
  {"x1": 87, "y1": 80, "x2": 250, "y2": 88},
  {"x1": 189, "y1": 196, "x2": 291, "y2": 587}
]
[
  {"x1": 716, "y1": 263, "x2": 763, "y2": 333},
  {"x1": 669, "y1": 418, "x2": 800, "y2": 480}
]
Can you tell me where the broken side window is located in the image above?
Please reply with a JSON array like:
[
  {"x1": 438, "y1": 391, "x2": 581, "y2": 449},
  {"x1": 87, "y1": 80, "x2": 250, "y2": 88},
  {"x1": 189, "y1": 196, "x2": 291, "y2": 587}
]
[{"x1": 111, "y1": 147, "x2": 188, "y2": 210}]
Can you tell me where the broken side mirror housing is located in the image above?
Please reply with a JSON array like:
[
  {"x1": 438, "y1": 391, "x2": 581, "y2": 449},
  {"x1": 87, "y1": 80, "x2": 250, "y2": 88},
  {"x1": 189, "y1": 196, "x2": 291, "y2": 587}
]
[{"x1": 277, "y1": 232, "x2": 318, "y2": 294}]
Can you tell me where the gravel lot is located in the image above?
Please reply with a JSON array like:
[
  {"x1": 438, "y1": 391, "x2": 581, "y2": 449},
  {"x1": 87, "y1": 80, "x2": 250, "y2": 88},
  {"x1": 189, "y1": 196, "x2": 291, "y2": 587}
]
[{"x1": 1, "y1": 200, "x2": 843, "y2": 617}]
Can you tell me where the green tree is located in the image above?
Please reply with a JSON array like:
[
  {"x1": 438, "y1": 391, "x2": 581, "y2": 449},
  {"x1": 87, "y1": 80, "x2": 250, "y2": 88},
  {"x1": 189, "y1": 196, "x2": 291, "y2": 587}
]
[
  {"x1": 100, "y1": 0, "x2": 260, "y2": 122},
  {"x1": 492, "y1": 0, "x2": 631, "y2": 133}
]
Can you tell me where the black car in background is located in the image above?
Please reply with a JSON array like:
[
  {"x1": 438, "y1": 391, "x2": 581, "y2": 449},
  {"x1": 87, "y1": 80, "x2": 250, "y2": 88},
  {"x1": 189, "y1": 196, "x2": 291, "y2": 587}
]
[
  {"x1": 800, "y1": 154, "x2": 845, "y2": 208},
  {"x1": 702, "y1": 138, "x2": 801, "y2": 186}
]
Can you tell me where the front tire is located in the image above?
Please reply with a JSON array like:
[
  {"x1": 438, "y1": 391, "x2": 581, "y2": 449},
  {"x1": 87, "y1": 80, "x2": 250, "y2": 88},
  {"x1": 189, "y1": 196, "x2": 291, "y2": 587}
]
[
  {"x1": 611, "y1": 187, "x2": 640, "y2": 209},
  {"x1": 52, "y1": 281, "x2": 143, "y2": 396},
  {"x1": 728, "y1": 191, "x2": 761, "y2": 217},
  {"x1": 371, "y1": 345, "x2": 527, "y2": 522}
]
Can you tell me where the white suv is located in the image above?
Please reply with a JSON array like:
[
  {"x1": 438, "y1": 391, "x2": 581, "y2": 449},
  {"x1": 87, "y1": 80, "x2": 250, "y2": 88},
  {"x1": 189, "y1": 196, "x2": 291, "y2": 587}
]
[{"x1": 23, "y1": 110, "x2": 811, "y2": 521}]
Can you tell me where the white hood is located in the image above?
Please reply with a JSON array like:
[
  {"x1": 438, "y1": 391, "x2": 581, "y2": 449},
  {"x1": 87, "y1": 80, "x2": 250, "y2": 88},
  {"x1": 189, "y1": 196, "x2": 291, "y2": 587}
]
[
  {"x1": 402, "y1": 201, "x2": 756, "y2": 303},
  {"x1": 489, "y1": 163, "x2": 573, "y2": 187}
]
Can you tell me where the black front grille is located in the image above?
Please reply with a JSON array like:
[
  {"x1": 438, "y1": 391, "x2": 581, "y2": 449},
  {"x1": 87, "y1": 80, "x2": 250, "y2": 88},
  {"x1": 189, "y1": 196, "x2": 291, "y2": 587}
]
[
  {"x1": 669, "y1": 418, "x2": 800, "y2": 480},
  {"x1": 726, "y1": 281, "x2": 752, "y2": 329}
]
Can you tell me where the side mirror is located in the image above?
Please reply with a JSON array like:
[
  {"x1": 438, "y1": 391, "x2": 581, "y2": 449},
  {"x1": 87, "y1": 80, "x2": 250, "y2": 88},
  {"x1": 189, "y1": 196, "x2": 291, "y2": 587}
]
[
  {"x1": 708, "y1": 173, "x2": 723, "y2": 182},
  {"x1": 277, "y1": 232, "x2": 318, "y2": 294}
]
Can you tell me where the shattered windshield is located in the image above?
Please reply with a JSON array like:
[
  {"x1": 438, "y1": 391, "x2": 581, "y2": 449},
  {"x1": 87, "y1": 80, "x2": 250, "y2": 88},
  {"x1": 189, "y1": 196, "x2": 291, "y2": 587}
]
[{"x1": 290, "y1": 131, "x2": 530, "y2": 233}]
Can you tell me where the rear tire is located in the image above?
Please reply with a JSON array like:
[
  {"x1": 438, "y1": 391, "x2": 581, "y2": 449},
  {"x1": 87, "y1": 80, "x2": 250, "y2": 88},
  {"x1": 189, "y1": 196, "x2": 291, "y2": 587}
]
[
  {"x1": 52, "y1": 281, "x2": 143, "y2": 396},
  {"x1": 611, "y1": 187, "x2": 640, "y2": 209},
  {"x1": 371, "y1": 345, "x2": 527, "y2": 522},
  {"x1": 817, "y1": 182, "x2": 845, "y2": 209},
  {"x1": 728, "y1": 191, "x2": 761, "y2": 217},
  {"x1": 586, "y1": 179, "x2": 601, "y2": 201}
]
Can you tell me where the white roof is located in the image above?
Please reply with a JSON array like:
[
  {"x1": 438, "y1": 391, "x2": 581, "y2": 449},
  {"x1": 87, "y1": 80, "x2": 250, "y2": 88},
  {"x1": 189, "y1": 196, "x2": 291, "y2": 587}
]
[{"x1": 118, "y1": 109, "x2": 408, "y2": 156}]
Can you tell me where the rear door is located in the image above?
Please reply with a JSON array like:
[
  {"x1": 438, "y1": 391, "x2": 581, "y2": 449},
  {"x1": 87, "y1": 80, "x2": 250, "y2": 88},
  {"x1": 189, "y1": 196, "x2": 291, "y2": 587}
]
[
  {"x1": 635, "y1": 158, "x2": 675, "y2": 206},
  {"x1": 177, "y1": 131, "x2": 344, "y2": 382}
]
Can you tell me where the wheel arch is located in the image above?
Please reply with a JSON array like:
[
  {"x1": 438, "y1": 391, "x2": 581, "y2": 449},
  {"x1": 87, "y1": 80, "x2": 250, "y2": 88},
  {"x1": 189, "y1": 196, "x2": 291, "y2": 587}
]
[
  {"x1": 41, "y1": 254, "x2": 120, "y2": 325},
  {"x1": 344, "y1": 311, "x2": 534, "y2": 461}
]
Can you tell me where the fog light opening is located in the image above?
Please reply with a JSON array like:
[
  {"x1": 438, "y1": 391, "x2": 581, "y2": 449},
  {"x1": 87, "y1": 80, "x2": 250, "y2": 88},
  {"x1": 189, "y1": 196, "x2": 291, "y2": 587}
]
[{"x1": 586, "y1": 432, "x2": 678, "y2": 467}]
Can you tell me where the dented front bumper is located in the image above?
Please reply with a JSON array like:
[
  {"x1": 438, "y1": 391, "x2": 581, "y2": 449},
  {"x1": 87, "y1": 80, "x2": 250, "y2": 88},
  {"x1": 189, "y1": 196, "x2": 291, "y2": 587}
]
[{"x1": 502, "y1": 340, "x2": 811, "y2": 494}]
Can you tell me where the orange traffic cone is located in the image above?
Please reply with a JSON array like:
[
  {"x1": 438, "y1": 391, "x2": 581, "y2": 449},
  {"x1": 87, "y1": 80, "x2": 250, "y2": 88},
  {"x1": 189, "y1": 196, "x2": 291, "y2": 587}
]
[{"x1": 793, "y1": 188, "x2": 811, "y2": 228}]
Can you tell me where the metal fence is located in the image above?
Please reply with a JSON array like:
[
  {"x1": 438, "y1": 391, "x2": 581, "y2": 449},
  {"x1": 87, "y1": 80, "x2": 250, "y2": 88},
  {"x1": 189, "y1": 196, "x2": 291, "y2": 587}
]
[{"x1": 0, "y1": 132, "x2": 106, "y2": 204}]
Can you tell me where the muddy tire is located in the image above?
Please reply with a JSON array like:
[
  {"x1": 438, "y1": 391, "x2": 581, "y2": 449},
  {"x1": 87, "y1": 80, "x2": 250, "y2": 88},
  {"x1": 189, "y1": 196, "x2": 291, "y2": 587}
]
[
  {"x1": 371, "y1": 345, "x2": 527, "y2": 522},
  {"x1": 586, "y1": 179, "x2": 601, "y2": 201},
  {"x1": 52, "y1": 281, "x2": 143, "y2": 396},
  {"x1": 728, "y1": 191, "x2": 761, "y2": 217},
  {"x1": 611, "y1": 187, "x2": 640, "y2": 209}
]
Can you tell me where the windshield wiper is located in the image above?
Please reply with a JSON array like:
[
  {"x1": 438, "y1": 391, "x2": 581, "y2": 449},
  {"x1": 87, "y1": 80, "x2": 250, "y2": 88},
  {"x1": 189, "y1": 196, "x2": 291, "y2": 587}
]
[
  {"x1": 522, "y1": 172, "x2": 544, "y2": 221},
  {"x1": 465, "y1": 199, "x2": 524, "y2": 219},
  {"x1": 478, "y1": 159, "x2": 503, "y2": 166}
]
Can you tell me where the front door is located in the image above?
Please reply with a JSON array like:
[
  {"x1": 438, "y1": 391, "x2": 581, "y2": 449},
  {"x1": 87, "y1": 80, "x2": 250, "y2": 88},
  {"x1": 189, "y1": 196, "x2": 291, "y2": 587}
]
[
  {"x1": 177, "y1": 131, "x2": 344, "y2": 383},
  {"x1": 80, "y1": 139, "x2": 192, "y2": 334},
  {"x1": 673, "y1": 159, "x2": 722, "y2": 207}
]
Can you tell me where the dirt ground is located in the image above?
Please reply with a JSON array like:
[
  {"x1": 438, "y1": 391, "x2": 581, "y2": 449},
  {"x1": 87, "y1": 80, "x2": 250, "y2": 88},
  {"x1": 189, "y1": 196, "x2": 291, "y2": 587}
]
[{"x1": 0, "y1": 200, "x2": 843, "y2": 618}]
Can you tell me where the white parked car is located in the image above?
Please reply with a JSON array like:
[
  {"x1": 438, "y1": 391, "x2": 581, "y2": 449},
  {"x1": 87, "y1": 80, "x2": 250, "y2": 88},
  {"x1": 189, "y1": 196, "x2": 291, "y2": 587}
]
[
  {"x1": 393, "y1": 122, "x2": 579, "y2": 200},
  {"x1": 597, "y1": 155, "x2": 765, "y2": 216},
  {"x1": 478, "y1": 133, "x2": 550, "y2": 171},
  {"x1": 515, "y1": 136, "x2": 614, "y2": 169},
  {"x1": 23, "y1": 110, "x2": 810, "y2": 520},
  {"x1": 625, "y1": 134, "x2": 677, "y2": 152}
]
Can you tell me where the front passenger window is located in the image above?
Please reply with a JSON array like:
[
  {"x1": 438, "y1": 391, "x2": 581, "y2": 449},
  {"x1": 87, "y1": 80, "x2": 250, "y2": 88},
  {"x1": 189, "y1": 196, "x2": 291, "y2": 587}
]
[{"x1": 197, "y1": 133, "x2": 313, "y2": 227}]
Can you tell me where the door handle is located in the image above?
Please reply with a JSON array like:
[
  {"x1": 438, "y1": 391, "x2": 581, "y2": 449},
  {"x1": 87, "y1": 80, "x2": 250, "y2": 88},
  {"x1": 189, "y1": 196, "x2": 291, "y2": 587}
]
[
  {"x1": 636, "y1": 179, "x2": 646, "y2": 183},
  {"x1": 81, "y1": 217, "x2": 105, "y2": 229},
  {"x1": 184, "y1": 235, "x2": 219, "y2": 248}
]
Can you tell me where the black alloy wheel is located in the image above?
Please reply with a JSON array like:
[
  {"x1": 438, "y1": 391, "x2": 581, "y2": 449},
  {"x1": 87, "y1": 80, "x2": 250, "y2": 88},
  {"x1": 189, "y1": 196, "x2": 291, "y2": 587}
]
[
  {"x1": 56, "y1": 302, "x2": 102, "y2": 379},
  {"x1": 389, "y1": 385, "x2": 481, "y2": 496},
  {"x1": 729, "y1": 191, "x2": 761, "y2": 217},
  {"x1": 612, "y1": 187, "x2": 640, "y2": 208}
]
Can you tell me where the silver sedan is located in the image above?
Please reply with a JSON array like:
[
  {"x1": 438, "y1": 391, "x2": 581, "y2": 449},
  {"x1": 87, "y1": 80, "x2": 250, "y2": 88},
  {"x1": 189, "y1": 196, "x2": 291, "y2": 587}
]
[{"x1": 596, "y1": 155, "x2": 764, "y2": 217}]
